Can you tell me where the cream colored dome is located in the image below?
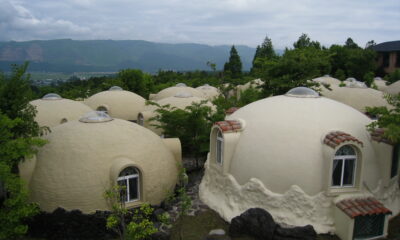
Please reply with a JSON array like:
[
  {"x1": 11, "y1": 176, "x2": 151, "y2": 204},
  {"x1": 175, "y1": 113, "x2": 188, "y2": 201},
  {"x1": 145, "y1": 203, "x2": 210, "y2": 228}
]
[
  {"x1": 373, "y1": 78, "x2": 388, "y2": 91},
  {"x1": 30, "y1": 95, "x2": 93, "y2": 128},
  {"x1": 22, "y1": 116, "x2": 179, "y2": 213},
  {"x1": 225, "y1": 94, "x2": 378, "y2": 195},
  {"x1": 150, "y1": 84, "x2": 205, "y2": 101},
  {"x1": 320, "y1": 84, "x2": 391, "y2": 112},
  {"x1": 84, "y1": 89, "x2": 145, "y2": 121},
  {"x1": 312, "y1": 76, "x2": 341, "y2": 86},
  {"x1": 384, "y1": 80, "x2": 400, "y2": 95},
  {"x1": 196, "y1": 84, "x2": 220, "y2": 100}
]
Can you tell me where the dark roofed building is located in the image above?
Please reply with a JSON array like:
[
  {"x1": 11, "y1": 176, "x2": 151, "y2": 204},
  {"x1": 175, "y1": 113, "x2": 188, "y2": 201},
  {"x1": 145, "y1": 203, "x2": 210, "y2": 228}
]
[{"x1": 373, "y1": 40, "x2": 400, "y2": 74}]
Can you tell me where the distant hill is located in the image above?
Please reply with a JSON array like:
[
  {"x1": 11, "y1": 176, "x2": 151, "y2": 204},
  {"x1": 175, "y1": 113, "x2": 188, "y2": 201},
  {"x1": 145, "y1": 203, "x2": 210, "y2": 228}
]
[{"x1": 0, "y1": 39, "x2": 257, "y2": 73}]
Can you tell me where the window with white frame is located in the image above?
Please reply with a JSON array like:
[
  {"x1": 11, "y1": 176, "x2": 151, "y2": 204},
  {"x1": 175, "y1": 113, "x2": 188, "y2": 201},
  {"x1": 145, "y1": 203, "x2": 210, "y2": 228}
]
[
  {"x1": 117, "y1": 167, "x2": 140, "y2": 203},
  {"x1": 391, "y1": 144, "x2": 399, "y2": 178},
  {"x1": 332, "y1": 145, "x2": 357, "y2": 187},
  {"x1": 216, "y1": 130, "x2": 223, "y2": 165}
]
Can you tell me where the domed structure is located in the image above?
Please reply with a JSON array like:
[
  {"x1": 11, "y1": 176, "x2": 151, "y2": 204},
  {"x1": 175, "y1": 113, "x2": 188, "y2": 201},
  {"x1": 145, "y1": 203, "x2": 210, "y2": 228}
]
[
  {"x1": 196, "y1": 84, "x2": 220, "y2": 100},
  {"x1": 320, "y1": 84, "x2": 391, "y2": 113},
  {"x1": 139, "y1": 93, "x2": 215, "y2": 135},
  {"x1": 149, "y1": 83, "x2": 204, "y2": 101},
  {"x1": 236, "y1": 79, "x2": 264, "y2": 99},
  {"x1": 312, "y1": 76, "x2": 341, "y2": 86},
  {"x1": 84, "y1": 87, "x2": 145, "y2": 122},
  {"x1": 19, "y1": 111, "x2": 181, "y2": 213},
  {"x1": 373, "y1": 77, "x2": 388, "y2": 91},
  {"x1": 344, "y1": 78, "x2": 367, "y2": 88},
  {"x1": 384, "y1": 80, "x2": 400, "y2": 95},
  {"x1": 199, "y1": 87, "x2": 399, "y2": 240},
  {"x1": 29, "y1": 93, "x2": 93, "y2": 128}
]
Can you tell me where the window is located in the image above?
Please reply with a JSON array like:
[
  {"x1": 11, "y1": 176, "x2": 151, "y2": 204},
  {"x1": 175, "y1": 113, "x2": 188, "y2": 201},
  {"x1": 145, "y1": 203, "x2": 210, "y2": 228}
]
[
  {"x1": 391, "y1": 144, "x2": 400, "y2": 178},
  {"x1": 96, "y1": 106, "x2": 108, "y2": 114},
  {"x1": 137, "y1": 113, "x2": 144, "y2": 126},
  {"x1": 117, "y1": 167, "x2": 140, "y2": 203},
  {"x1": 60, "y1": 118, "x2": 68, "y2": 124},
  {"x1": 383, "y1": 53, "x2": 390, "y2": 67},
  {"x1": 216, "y1": 130, "x2": 223, "y2": 165},
  {"x1": 332, "y1": 145, "x2": 357, "y2": 187}
]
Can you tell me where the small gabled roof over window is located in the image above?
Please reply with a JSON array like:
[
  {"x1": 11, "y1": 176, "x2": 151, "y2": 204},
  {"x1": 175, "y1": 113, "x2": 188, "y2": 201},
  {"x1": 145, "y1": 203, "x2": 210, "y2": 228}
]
[
  {"x1": 336, "y1": 197, "x2": 392, "y2": 218},
  {"x1": 323, "y1": 131, "x2": 363, "y2": 148},
  {"x1": 214, "y1": 120, "x2": 242, "y2": 133},
  {"x1": 370, "y1": 128, "x2": 393, "y2": 145}
]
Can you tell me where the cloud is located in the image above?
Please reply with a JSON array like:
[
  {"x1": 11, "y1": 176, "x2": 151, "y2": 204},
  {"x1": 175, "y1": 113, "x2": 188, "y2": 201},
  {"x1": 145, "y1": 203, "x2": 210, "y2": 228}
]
[{"x1": 0, "y1": 0, "x2": 399, "y2": 48}]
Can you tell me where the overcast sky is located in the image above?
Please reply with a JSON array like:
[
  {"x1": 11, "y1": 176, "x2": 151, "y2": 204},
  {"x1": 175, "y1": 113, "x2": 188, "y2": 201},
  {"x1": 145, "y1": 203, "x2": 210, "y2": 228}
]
[{"x1": 0, "y1": 0, "x2": 399, "y2": 49}]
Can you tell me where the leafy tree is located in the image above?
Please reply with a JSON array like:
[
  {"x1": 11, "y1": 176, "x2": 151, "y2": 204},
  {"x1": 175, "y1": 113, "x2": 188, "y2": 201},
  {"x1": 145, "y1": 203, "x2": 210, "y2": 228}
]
[
  {"x1": 344, "y1": 37, "x2": 359, "y2": 49},
  {"x1": 251, "y1": 35, "x2": 276, "y2": 75},
  {"x1": 365, "y1": 40, "x2": 376, "y2": 49},
  {"x1": 367, "y1": 94, "x2": 400, "y2": 143},
  {"x1": 224, "y1": 45, "x2": 243, "y2": 79},
  {"x1": 293, "y1": 33, "x2": 321, "y2": 49},
  {"x1": 117, "y1": 69, "x2": 154, "y2": 98},
  {"x1": 206, "y1": 61, "x2": 217, "y2": 72}
]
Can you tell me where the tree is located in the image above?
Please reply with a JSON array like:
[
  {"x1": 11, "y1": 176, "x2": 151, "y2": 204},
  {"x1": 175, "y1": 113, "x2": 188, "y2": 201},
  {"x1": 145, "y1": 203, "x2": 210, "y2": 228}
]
[
  {"x1": 367, "y1": 94, "x2": 400, "y2": 143},
  {"x1": 251, "y1": 35, "x2": 276, "y2": 75},
  {"x1": 344, "y1": 37, "x2": 359, "y2": 49},
  {"x1": 117, "y1": 69, "x2": 154, "y2": 98},
  {"x1": 224, "y1": 45, "x2": 243, "y2": 79},
  {"x1": 293, "y1": 33, "x2": 321, "y2": 49},
  {"x1": 0, "y1": 63, "x2": 46, "y2": 239}
]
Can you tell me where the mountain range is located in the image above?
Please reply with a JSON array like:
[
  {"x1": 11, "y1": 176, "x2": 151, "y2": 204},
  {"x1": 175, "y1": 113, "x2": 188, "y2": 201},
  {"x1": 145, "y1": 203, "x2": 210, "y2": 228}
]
[{"x1": 0, "y1": 39, "x2": 257, "y2": 73}]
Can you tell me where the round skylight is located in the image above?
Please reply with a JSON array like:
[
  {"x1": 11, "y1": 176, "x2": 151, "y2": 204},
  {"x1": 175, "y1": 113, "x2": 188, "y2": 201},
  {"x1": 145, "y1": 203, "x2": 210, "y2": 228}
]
[
  {"x1": 176, "y1": 83, "x2": 187, "y2": 87},
  {"x1": 109, "y1": 86, "x2": 123, "y2": 91},
  {"x1": 285, "y1": 87, "x2": 320, "y2": 98},
  {"x1": 174, "y1": 92, "x2": 193, "y2": 98},
  {"x1": 79, "y1": 111, "x2": 113, "y2": 123},
  {"x1": 344, "y1": 78, "x2": 367, "y2": 88},
  {"x1": 42, "y1": 93, "x2": 62, "y2": 100}
]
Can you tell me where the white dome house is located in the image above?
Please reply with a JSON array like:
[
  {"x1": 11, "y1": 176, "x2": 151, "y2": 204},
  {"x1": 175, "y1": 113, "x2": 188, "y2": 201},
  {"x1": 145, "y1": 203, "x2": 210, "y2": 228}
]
[
  {"x1": 199, "y1": 87, "x2": 399, "y2": 240},
  {"x1": 19, "y1": 111, "x2": 181, "y2": 213},
  {"x1": 149, "y1": 83, "x2": 205, "y2": 101}
]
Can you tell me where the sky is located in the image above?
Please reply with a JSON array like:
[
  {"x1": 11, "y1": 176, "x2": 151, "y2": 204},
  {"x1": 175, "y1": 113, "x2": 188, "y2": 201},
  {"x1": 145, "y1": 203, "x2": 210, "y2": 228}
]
[{"x1": 0, "y1": 0, "x2": 399, "y2": 49}]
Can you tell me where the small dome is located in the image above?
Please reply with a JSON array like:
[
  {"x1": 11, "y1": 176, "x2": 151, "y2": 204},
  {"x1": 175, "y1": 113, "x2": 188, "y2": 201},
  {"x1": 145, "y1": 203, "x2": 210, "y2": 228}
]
[
  {"x1": 109, "y1": 86, "x2": 123, "y2": 91},
  {"x1": 79, "y1": 111, "x2": 113, "y2": 123},
  {"x1": 344, "y1": 78, "x2": 367, "y2": 88},
  {"x1": 176, "y1": 83, "x2": 187, "y2": 87},
  {"x1": 174, "y1": 92, "x2": 193, "y2": 98},
  {"x1": 42, "y1": 93, "x2": 62, "y2": 100},
  {"x1": 285, "y1": 87, "x2": 319, "y2": 98}
]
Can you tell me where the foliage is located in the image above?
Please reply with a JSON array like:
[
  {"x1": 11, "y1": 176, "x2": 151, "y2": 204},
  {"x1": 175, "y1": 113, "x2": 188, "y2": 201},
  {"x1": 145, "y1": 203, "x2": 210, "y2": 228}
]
[
  {"x1": 385, "y1": 69, "x2": 400, "y2": 84},
  {"x1": 104, "y1": 186, "x2": 157, "y2": 240},
  {"x1": 251, "y1": 35, "x2": 277, "y2": 75},
  {"x1": 0, "y1": 161, "x2": 39, "y2": 240},
  {"x1": 366, "y1": 94, "x2": 400, "y2": 143},
  {"x1": 260, "y1": 39, "x2": 330, "y2": 96},
  {"x1": 237, "y1": 87, "x2": 264, "y2": 107},
  {"x1": 117, "y1": 69, "x2": 154, "y2": 98},
  {"x1": 224, "y1": 45, "x2": 243, "y2": 79},
  {"x1": 293, "y1": 33, "x2": 321, "y2": 49},
  {"x1": 149, "y1": 101, "x2": 223, "y2": 165}
]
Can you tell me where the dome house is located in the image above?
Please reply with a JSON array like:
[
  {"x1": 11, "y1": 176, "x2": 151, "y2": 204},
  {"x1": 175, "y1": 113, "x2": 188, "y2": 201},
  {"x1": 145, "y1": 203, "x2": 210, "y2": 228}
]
[
  {"x1": 84, "y1": 86, "x2": 145, "y2": 122},
  {"x1": 29, "y1": 93, "x2": 93, "y2": 128},
  {"x1": 19, "y1": 111, "x2": 181, "y2": 213},
  {"x1": 149, "y1": 83, "x2": 205, "y2": 101},
  {"x1": 199, "y1": 87, "x2": 399, "y2": 240},
  {"x1": 196, "y1": 84, "x2": 220, "y2": 100}
]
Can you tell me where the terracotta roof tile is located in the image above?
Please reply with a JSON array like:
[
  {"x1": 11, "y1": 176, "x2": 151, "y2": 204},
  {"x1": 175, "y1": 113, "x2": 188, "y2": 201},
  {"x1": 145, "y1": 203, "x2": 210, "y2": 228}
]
[
  {"x1": 214, "y1": 120, "x2": 242, "y2": 133},
  {"x1": 370, "y1": 128, "x2": 393, "y2": 145},
  {"x1": 336, "y1": 197, "x2": 392, "y2": 219},
  {"x1": 225, "y1": 107, "x2": 240, "y2": 114},
  {"x1": 323, "y1": 131, "x2": 363, "y2": 148}
]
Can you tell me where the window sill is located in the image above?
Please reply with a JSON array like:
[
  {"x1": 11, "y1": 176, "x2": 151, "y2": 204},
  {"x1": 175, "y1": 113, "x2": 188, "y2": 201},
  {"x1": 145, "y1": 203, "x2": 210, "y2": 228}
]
[
  {"x1": 125, "y1": 200, "x2": 142, "y2": 209},
  {"x1": 326, "y1": 187, "x2": 360, "y2": 196}
]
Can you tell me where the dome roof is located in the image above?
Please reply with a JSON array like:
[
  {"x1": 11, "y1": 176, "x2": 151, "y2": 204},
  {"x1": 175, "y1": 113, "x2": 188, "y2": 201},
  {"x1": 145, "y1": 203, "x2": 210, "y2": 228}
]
[
  {"x1": 84, "y1": 90, "x2": 145, "y2": 121},
  {"x1": 312, "y1": 76, "x2": 341, "y2": 86},
  {"x1": 150, "y1": 85, "x2": 204, "y2": 101},
  {"x1": 320, "y1": 84, "x2": 391, "y2": 112},
  {"x1": 30, "y1": 97, "x2": 93, "y2": 128},
  {"x1": 25, "y1": 118, "x2": 178, "y2": 213},
  {"x1": 373, "y1": 78, "x2": 388, "y2": 91},
  {"x1": 145, "y1": 95, "x2": 213, "y2": 112},
  {"x1": 285, "y1": 87, "x2": 319, "y2": 98},
  {"x1": 196, "y1": 84, "x2": 220, "y2": 100},
  {"x1": 384, "y1": 80, "x2": 400, "y2": 95},
  {"x1": 225, "y1": 94, "x2": 377, "y2": 195}
]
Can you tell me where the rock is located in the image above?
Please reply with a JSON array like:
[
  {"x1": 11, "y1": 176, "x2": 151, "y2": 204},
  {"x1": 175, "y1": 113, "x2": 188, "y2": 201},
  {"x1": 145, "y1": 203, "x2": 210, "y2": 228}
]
[
  {"x1": 151, "y1": 231, "x2": 170, "y2": 240},
  {"x1": 209, "y1": 229, "x2": 226, "y2": 235},
  {"x1": 204, "y1": 234, "x2": 232, "y2": 240},
  {"x1": 274, "y1": 224, "x2": 317, "y2": 240},
  {"x1": 229, "y1": 208, "x2": 276, "y2": 240}
]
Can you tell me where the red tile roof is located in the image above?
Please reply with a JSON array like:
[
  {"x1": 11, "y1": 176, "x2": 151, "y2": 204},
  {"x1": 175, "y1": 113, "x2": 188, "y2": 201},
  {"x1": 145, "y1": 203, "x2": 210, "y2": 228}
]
[
  {"x1": 336, "y1": 197, "x2": 392, "y2": 219},
  {"x1": 225, "y1": 107, "x2": 240, "y2": 115},
  {"x1": 370, "y1": 128, "x2": 393, "y2": 145},
  {"x1": 323, "y1": 131, "x2": 363, "y2": 148},
  {"x1": 214, "y1": 120, "x2": 242, "y2": 133}
]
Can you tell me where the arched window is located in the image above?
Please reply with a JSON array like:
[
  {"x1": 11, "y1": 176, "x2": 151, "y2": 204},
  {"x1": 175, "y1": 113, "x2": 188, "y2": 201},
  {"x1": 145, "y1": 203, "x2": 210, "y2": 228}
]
[
  {"x1": 216, "y1": 130, "x2": 223, "y2": 165},
  {"x1": 117, "y1": 167, "x2": 140, "y2": 203},
  {"x1": 332, "y1": 145, "x2": 357, "y2": 187},
  {"x1": 97, "y1": 106, "x2": 108, "y2": 114},
  {"x1": 60, "y1": 118, "x2": 68, "y2": 124},
  {"x1": 391, "y1": 144, "x2": 399, "y2": 178}
]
